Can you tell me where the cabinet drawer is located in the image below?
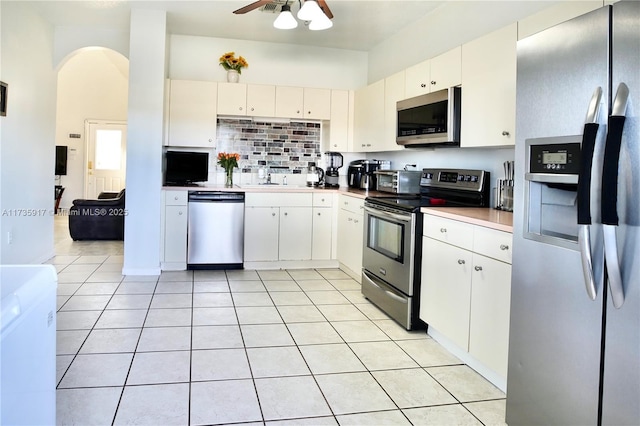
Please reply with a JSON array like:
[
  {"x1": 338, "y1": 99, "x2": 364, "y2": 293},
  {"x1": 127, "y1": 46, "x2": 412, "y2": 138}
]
[
  {"x1": 246, "y1": 192, "x2": 312, "y2": 207},
  {"x1": 473, "y1": 226, "x2": 513, "y2": 264},
  {"x1": 338, "y1": 194, "x2": 364, "y2": 215},
  {"x1": 313, "y1": 192, "x2": 333, "y2": 207},
  {"x1": 165, "y1": 190, "x2": 187, "y2": 206},
  {"x1": 423, "y1": 215, "x2": 473, "y2": 250}
]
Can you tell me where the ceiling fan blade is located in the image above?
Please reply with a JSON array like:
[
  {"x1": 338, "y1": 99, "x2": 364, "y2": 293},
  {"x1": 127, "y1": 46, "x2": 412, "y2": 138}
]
[
  {"x1": 317, "y1": 0, "x2": 333, "y2": 19},
  {"x1": 233, "y1": 0, "x2": 271, "y2": 14}
]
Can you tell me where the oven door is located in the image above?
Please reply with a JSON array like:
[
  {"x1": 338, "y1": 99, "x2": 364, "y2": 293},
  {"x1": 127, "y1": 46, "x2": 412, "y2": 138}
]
[{"x1": 362, "y1": 205, "x2": 416, "y2": 295}]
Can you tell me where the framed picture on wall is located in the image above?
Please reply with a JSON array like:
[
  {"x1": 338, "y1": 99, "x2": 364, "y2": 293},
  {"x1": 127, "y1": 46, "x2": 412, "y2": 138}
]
[{"x1": 0, "y1": 81, "x2": 7, "y2": 117}]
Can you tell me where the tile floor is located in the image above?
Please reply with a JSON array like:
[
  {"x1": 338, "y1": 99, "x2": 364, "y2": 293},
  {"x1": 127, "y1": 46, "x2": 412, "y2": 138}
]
[{"x1": 50, "y1": 216, "x2": 506, "y2": 425}]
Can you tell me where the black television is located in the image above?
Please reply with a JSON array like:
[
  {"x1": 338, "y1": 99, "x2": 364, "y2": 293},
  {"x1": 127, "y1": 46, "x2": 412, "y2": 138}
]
[
  {"x1": 55, "y1": 145, "x2": 68, "y2": 176},
  {"x1": 164, "y1": 151, "x2": 209, "y2": 185}
]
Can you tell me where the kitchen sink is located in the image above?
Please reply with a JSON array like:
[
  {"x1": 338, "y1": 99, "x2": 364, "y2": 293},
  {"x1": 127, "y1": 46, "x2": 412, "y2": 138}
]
[{"x1": 238, "y1": 183, "x2": 309, "y2": 189}]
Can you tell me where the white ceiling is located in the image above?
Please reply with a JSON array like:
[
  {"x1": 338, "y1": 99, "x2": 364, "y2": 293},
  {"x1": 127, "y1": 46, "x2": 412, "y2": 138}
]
[{"x1": 29, "y1": 0, "x2": 448, "y2": 51}]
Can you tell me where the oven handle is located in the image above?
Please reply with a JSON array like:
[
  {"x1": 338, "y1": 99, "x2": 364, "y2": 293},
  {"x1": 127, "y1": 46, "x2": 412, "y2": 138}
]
[{"x1": 364, "y1": 206, "x2": 412, "y2": 223}]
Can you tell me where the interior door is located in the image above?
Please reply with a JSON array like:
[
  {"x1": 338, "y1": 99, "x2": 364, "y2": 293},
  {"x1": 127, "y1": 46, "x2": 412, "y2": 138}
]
[{"x1": 85, "y1": 121, "x2": 127, "y2": 198}]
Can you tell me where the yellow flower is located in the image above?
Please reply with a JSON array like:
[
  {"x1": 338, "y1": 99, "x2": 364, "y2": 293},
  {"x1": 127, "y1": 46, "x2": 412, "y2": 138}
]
[{"x1": 219, "y1": 52, "x2": 249, "y2": 74}]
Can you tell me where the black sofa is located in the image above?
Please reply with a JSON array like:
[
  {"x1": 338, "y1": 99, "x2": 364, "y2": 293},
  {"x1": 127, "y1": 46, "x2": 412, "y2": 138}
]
[{"x1": 69, "y1": 189, "x2": 125, "y2": 241}]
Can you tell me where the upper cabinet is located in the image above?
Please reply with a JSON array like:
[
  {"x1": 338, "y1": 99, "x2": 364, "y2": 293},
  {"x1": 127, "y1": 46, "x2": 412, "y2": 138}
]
[
  {"x1": 324, "y1": 89, "x2": 354, "y2": 152},
  {"x1": 274, "y1": 87, "x2": 330, "y2": 120},
  {"x1": 217, "y1": 83, "x2": 276, "y2": 117},
  {"x1": 383, "y1": 71, "x2": 405, "y2": 152},
  {"x1": 461, "y1": 23, "x2": 517, "y2": 148},
  {"x1": 405, "y1": 46, "x2": 462, "y2": 98},
  {"x1": 167, "y1": 80, "x2": 217, "y2": 148},
  {"x1": 354, "y1": 79, "x2": 385, "y2": 152}
]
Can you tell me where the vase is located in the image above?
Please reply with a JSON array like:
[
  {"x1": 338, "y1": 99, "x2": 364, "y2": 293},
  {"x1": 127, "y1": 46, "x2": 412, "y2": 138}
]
[
  {"x1": 225, "y1": 168, "x2": 233, "y2": 187},
  {"x1": 226, "y1": 70, "x2": 239, "y2": 83}
]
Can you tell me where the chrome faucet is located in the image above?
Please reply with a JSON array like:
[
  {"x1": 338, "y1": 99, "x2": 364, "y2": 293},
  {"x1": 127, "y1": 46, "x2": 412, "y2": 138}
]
[{"x1": 266, "y1": 173, "x2": 272, "y2": 184}]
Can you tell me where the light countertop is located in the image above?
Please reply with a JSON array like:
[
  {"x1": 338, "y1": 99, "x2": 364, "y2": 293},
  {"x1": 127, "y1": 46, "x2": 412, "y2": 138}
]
[
  {"x1": 421, "y1": 207, "x2": 514, "y2": 233},
  {"x1": 162, "y1": 184, "x2": 386, "y2": 199}
]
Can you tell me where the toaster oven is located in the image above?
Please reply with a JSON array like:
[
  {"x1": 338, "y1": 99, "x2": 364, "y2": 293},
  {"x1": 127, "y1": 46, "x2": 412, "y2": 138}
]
[{"x1": 374, "y1": 170, "x2": 422, "y2": 194}]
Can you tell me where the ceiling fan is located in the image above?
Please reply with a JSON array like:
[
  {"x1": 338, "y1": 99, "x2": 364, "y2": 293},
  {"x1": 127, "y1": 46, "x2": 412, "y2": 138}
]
[{"x1": 233, "y1": 0, "x2": 333, "y2": 19}]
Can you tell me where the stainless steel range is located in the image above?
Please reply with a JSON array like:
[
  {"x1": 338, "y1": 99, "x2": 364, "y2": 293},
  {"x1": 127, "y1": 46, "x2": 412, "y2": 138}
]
[{"x1": 362, "y1": 168, "x2": 490, "y2": 330}]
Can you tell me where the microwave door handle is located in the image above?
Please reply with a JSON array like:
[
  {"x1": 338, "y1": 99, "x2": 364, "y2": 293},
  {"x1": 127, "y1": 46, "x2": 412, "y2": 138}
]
[
  {"x1": 577, "y1": 87, "x2": 603, "y2": 301},
  {"x1": 364, "y1": 206, "x2": 411, "y2": 223},
  {"x1": 602, "y1": 83, "x2": 629, "y2": 309}
]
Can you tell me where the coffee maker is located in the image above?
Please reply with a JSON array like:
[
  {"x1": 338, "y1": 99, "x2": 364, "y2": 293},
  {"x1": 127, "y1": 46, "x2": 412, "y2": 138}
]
[
  {"x1": 324, "y1": 152, "x2": 343, "y2": 188},
  {"x1": 347, "y1": 159, "x2": 384, "y2": 190}
]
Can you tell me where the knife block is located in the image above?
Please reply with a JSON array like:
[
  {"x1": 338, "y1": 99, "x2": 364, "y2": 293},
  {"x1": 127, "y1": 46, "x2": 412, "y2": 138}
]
[{"x1": 496, "y1": 179, "x2": 514, "y2": 212}]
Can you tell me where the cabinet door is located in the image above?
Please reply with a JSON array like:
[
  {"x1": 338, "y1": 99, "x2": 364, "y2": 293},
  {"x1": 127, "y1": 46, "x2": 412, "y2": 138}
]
[
  {"x1": 461, "y1": 23, "x2": 517, "y2": 147},
  {"x1": 312, "y1": 207, "x2": 332, "y2": 260},
  {"x1": 279, "y1": 207, "x2": 312, "y2": 260},
  {"x1": 337, "y1": 208, "x2": 362, "y2": 274},
  {"x1": 217, "y1": 82, "x2": 247, "y2": 115},
  {"x1": 420, "y1": 237, "x2": 472, "y2": 351},
  {"x1": 303, "y1": 88, "x2": 331, "y2": 120},
  {"x1": 164, "y1": 205, "x2": 188, "y2": 263},
  {"x1": 430, "y1": 46, "x2": 461, "y2": 91},
  {"x1": 469, "y1": 254, "x2": 512, "y2": 378},
  {"x1": 404, "y1": 59, "x2": 431, "y2": 98},
  {"x1": 275, "y1": 86, "x2": 304, "y2": 118},
  {"x1": 326, "y1": 90, "x2": 350, "y2": 152},
  {"x1": 354, "y1": 80, "x2": 384, "y2": 152},
  {"x1": 247, "y1": 84, "x2": 276, "y2": 117},
  {"x1": 244, "y1": 207, "x2": 279, "y2": 261},
  {"x1": 383, "y1": 71, "x2": 405, "y2": 151},
  {"x1": 168, "y1": 80, "x2": 217, "y2": 147}
]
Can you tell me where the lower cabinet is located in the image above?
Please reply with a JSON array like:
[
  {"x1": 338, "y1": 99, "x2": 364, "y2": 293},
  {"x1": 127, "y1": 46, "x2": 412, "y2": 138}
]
[
  {"x1": 312, "y1": 207, "x2": 332, "y2": 260},
  {"x1": 244, "y1": 207, "x2": 280, "y2": 262},
  {"x1": 279, "y1": 207, "x2": 312, "y2": 261},
  {"x1": 336, "y1": 195, "x2": 364, "y2": 277},
  {"x1": 420, "y1": 213, "x2": 513, "y2": 382},
  {"x1": 162, "y1": 190, "x2": 188, "y2": 269}
]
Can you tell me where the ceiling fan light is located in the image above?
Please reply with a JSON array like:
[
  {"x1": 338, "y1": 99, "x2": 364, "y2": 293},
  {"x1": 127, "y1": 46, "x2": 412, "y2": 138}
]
[
  {"x1": 309, "y1": 11, "x2": 333, "y2": 31},
  {"x1": 273, "y1": 5, "x2": 298, "y2": 29},
  {"x1": 297, "y1": 0, "x2": 323, "y2": 21}
]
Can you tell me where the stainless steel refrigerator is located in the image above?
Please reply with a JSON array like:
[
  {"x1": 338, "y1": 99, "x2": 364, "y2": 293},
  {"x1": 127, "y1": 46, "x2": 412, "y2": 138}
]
[{"x1": 507, "y1": 2, "x2": 639, "y2": 425}]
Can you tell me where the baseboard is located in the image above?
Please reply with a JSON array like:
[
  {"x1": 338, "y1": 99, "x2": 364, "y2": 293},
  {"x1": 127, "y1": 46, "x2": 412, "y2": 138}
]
[
  {"x1": 243, "y1": 259, "x2": 340, "y2": 270},
  {"x1": 338, "y1": 262, "x2": 361, "y2": 283},
  {"x1": 122, "y1": 266, "x2": 162, "y2": 276}
]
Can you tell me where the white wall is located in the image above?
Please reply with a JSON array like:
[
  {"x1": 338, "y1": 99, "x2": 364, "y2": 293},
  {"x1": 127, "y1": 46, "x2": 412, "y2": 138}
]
[
  {"x1": 169, "y1": 34, "x2": 368, "y2": 89},
  {"x1": 122, "y1": 9, "x2": 167, "y2": 276},
  {"x1": 0, "y1": 1, "x2": 57, "y2": 264},
  {"x1": 56, "y1": 49, "x2": 129, "y2": 209},
  {"x1": 53, "y1": 26, "x2": 129, "y2": 69}
]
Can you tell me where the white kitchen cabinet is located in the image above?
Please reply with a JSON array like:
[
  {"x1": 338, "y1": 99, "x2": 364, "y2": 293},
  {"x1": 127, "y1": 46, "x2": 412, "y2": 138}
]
[
  {"x1": 247, "y1": 84, "x2": 276, "y2": 117},
  {"x1": 217, "y1": 83, "x2": 276, "y2": 117},
  {"x1": 404, "y1": 46, "x2": 461, "y2": 98},
  {"x1": 404, "y1": 58, "x2": 431, "y2": 98},
  {"x1": 275, "y1": 86, "x2": 304, "y2": 118},
  {"x1": 311, "y1": 192, "x2": 334, "y2": 260},
  {"x1": 244, "y1": 206, "x2": 279, "y2": 262},
  {"x1": 353, "y1": 79, "x2": 385, "y2": 152},
  {"x1": 468, "y1": 253, "x2": 512, "y2": 378},
  {"x1": 162, "y1": 190, "x2": 188, "y2": 269},
  {"x1": 304, "y1": 88, "x2": 331, "y2": 120},
  {"x1": 279, "y1": 207, "x2": 313, "y2": 260},
  {"x1": 420, "y1": 213, "x2": 513, "y2": 381},
  {"x1": 336, "y1": 195, "x2": 365, "y2": 277},
  {"x1": 383, "y1": 71, "x2": 405, "y2": 152},
  {"x1": 217, "y1": 82, "x2": 247, "y2": 115},
  {"x1": 167, "y1": 80, "x2": 217, "y2": 148},
  {"x1": 461, "y1": 23, "x2": 517, "y2": 147},
  {"x1": 324, "y1": 90, "x2": 354, "y2": 152}
]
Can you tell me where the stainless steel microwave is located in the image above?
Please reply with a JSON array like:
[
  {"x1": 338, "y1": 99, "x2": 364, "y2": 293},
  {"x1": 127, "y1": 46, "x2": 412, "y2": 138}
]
[{"x1": 396, "y1": 86, "x2": 461, "y2": 147}]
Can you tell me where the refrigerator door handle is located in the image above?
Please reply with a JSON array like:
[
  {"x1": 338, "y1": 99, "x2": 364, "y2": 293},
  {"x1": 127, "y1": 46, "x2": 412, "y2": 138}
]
[
  {"x1": 601, "y1": 83, "x2": 629, "y2": 309},
  {"x1": 577, "y1": 87, "x2": 603, "y2": 300}
]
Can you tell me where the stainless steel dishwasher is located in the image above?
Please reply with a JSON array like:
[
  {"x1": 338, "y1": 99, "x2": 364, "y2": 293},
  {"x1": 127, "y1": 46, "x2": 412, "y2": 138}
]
[{"x1": 187, "y1": 191, "x2": 244, "y2": 269}]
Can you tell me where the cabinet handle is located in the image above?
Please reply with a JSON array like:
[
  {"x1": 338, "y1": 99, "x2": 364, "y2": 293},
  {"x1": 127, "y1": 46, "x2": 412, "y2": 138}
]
[
  {"x1": 208, "y1": 138, "x2": 213, "y2": 143},
  {"x1": 272, "y1": 213, "x2": 276, "y2": 217},
  {"x1": 457, "y1": 259, "x2": 465, "y2": 265},
  {"x1": 321, "y1": 198, "x2": 325, "y2": 202},
  {"x1": 239, "y1": 107, "x2": 243, "y2": 111},
  {"x1": 440, "y1": 228, "x2": 447, "y2": 233},
  {"x1": 174, "y1": 196, "x2": 179, "y2": 200},
  {"x1": 431, "y1": 81, "x2": 436, "y2": 85},
  {"x1": 474, "y1": 266, "x2": 483, "y2": 271},
  {"x1": 297, "y1": 110, "x2": 300, "y2": 114},
  {"x1": 348, "y1": 217, "x2": 353, "y2": 222},
  {"x1": 178, "y1": 211, "x2": 183, "y2": 215},
  {"x1": 251, "y1": 107, "x2": 254, "y2": 111},
  {"x1": 502, "y1": 131, "x2": 510, "y2": 136},
  {"x1": 500, "y1": 244, "x2": 509, "y2": 251},
  {"x1": 366, "y1": 144, "x2": 372, "y2": 147},
  {"x1": 420, "y1": 83, "x2": 426, "y2": 88},
  {"x1": 317, "y1": 212, "x2": 321, "y2": 216},
  {"x1": 284, "y1": 212, "x2": 288, "y2": 216},
  {"x1": 333, "y1": 144, "x2": 337, "y2": 147},
  {"x1": 354, "y1": 219, "x2": 359, "y2": 224}
]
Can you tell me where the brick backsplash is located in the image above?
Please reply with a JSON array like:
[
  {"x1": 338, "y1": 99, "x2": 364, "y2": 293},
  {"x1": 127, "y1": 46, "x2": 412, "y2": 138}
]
[{"x1": 216, "y1": 118, "x2": 321, "y2": 174}]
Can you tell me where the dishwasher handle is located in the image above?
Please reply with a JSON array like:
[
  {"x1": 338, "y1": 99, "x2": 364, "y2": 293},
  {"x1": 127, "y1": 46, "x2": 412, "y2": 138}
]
[{"x1": 188, "y1": 191, "x2": 245, "y2": 202}]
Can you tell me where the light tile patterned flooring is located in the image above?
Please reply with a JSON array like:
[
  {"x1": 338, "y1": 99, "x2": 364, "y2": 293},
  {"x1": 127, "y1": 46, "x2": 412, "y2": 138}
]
[{"x1": 51, "y1": 216, "x2": 506, "y2": 425}]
